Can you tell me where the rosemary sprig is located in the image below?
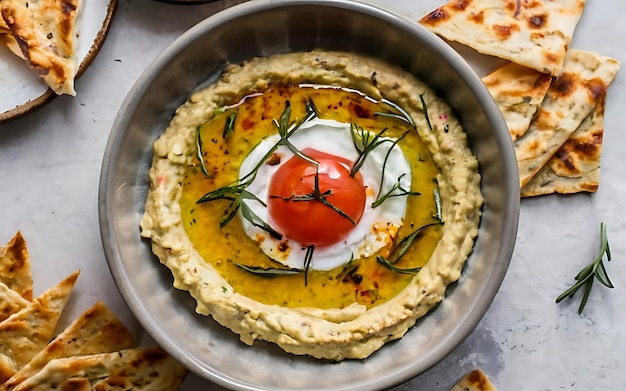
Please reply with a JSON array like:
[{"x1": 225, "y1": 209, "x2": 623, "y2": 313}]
[
  {"x1": 233, "y1": 262, "x2": 302, "y2": 278},
  {"x1": 312, "y1": 172, "x2": 356, "y2": 224},
  {"x1": 375, "y1": 98, "x2": 416, "y2": 127},
  {"x1": 433, "y1": 185, "x2": 442, "y2": 223},
  {"x1": 222, "y1": 111, "x2": 237, "y2": 138},
  {"x1": 376, "y1": 222, "x2": 439, "y2": 275},
  {"x1": 372, "y1": 129, "x2": 411, "y2": 209},
  {"x1": 376, "y1": 256, "x2": 421, "y2": 275},
  {"x1": 372, "y1": 174, "x2": 421, "y2": 208},
  {"x1": 304, "y1": 245, "x2": 314, "y2": 286},
  {"x1": 350, "y1": 124, "x2": 389, "y2": 177},
  {"x1": 196, "y1": 127, "x2": 210, "y2": 177},
  {"x1": 270, "y1": 178, "x2": 356, "y2": 225},
  {"x1": 239, "y1": 192, "x2": 282, "y2": 239},
  {"x1": 197, "y1": 100, "x2": 318, "y2": 226},
  {"x1": 419, "y1": 93, "x2": 433, "y2": 131},
  {"x1": 556, "y1": 222, "x2": 614, "y2": 314}
]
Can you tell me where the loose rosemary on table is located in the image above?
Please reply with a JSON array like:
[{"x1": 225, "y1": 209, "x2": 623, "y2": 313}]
[{"x1": 556, "y1": 222, "x2": 614, "y2": 314}]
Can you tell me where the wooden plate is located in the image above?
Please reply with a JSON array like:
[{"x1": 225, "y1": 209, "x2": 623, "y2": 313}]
[{"x1": 0, "y1": 0, "x2": 118, "y2": 124}]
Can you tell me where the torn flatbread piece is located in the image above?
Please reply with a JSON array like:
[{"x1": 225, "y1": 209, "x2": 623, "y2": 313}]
[
  {"x1": 419, "y1": 0, "x2": 586, "y2": 76},
  {"x1": 451, "y1": 368, "x2": 497, "y2": 391},
  {"x1": 0, "y1": 270, "x2": 79, "y2": 383},
  {"x1": 3, "y1": 301, "x2": 134, "y2": 390},
  {"x1": 515, "y1": 49, "x2": 619, "y2": 188},
  {"x1": 0, "y1": 232, "x2": 33, "y2": 301},
  {"x1": 482, "y1": 61, "x2": 551, "y2": 141},
  {"x1": 11, "y1": 347, "x2": 187, "y2": 391},
  {"x1": 0, "y1": 0, "x2": 82, "y2": 95},
  {"x1": 521, "y1": 93, "x2": 606, "y2": 196},
  {"x1": 0, "y1": 282, "x2": 29, "y2": 323}
]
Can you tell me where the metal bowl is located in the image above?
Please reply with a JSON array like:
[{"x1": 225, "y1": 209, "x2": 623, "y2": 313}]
[{"x1": 99, "y1": 0, "x2": 519, "y2": 389}]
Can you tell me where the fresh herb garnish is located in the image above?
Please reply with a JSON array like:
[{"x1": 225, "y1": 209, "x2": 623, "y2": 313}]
[
  {"x1": 556, "y1": 222, "x2": 614, "y2": 314},
  {"x1": 197, "y1": 100, "x2": 318, "y2": 227},
  {"x1": 371, "y1": 129, "x2": 411, "y2": 209},
  {"x1": 350, "y1": 124, "x2": 389, "y2": 177},
  {"x1": 433, "y1": 185, "x2": 442, "y2": 223},
  {"x1": 199, "y1": 99, "x2": 356, "y2": 234},
  {"x1": 195, "y1": 127, "x2": 211, "y2": 177},
  {"x1": 222, "y1": 111, "x2": 237, "y2": 138},
  {"x1": 233, "y1": 262, "x2": 302, "y2": 278},
  {"x1": 376, "y1": 256, "x2": 422, "y2": 275},
  {"x1": 270, "y1": 173, "x2": 357, "y2": 225},
  {"x1": 372, "y1": 173, "x2": 421, "y2": 208},
  {"x1": 239, "y1": 192, "x2": 283, "y2": 239},
  {"x1": 375, "y1": 98, "x2": 416, "y2": 127},
  {"x1": 376, "y1": 222, "x2": 439, "y2": 275},
  {"x1": 303, "y1": 245, "x2": 314, "y2": 286},
  {"x1": 419, "y1": 93, "x2": 432, "y2": 131}
]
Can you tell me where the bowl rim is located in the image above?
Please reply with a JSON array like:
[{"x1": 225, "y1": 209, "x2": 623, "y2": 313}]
[{"x1": 99, "y1": 0, "x2": 520, "y2": 389}]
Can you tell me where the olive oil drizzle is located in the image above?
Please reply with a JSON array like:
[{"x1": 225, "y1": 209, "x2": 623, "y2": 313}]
[{"x1": 184, "y1": 85, "x2": 444, "y2": 308}]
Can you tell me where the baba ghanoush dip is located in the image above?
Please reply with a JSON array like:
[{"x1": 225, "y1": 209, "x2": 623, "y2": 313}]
[{"x1": 140, "y1": 51, "x2": 483, "y2": 360}]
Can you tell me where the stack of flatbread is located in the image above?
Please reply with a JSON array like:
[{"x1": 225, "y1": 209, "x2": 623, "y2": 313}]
[
  {"x1": 0, "y1": 232, "x2": 187, "y2": 390},
  {"x1": 0, "y1": 0, "x2": 82, "y2": 95},
  {"x1": 419, "y1": 0, "x2": 620, "y2": 197}
]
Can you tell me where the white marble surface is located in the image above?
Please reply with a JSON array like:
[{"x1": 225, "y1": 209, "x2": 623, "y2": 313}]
[{"x1": 1, "y1": 0, "x2": 625, "y2": 389}]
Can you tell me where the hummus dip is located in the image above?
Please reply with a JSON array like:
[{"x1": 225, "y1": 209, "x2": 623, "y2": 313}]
[{"x1": 140, "y1": 51, "x2": 483, "y2": 360}]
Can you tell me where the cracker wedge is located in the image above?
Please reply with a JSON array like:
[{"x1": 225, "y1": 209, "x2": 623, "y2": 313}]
[
  {"x1": 0, "y1": 271, "x2": 79, "y2": 383},
  {"x1": 0, "y1": 282, "x2": 29, "y2": 323},
  {"x1": 482, "y1": 61, "x2": 551, "y2": 141},
  {"x1": 3, "y1": 301, "x2": 134, "y2": 390},
  {"x1": 0, "y1": 232, "x2": 33, "y2": 301},
  {"x1": 0, "y1": 0, "x2": 82, "y2": 95},
  {"x1": 419, "y1": 0, "x2": 586, "y2": 76},
  {"x1": 451, "y1": 368, "x2": 497, "y2": 391},
  {"x1": 515, "y1": 49, "x2": 619, "y2": 188},
  {"x1": 0, "y1": 16, "x2": 7, "y2": 32},
  {"x1": 11, "y1": 347, "x2": 187, "y2": 391},
  {"x1": 521, "y1": 92, "x2": 606, "y2": 197}
]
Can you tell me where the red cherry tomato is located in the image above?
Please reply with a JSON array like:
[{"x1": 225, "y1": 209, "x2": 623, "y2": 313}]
[{"x1": 268, "y1": 148, "x2": 366, "y2": 246}]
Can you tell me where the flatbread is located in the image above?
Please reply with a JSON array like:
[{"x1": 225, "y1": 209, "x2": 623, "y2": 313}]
[
  {"x1": 515, "y1": 49, "x2": 620, "y2": 188},
  {"x1": 3, "y1": 301, "x2": 134, "y2": 390},
  {"x1": 0, "y1": 270, "x2": 79, "y2": 383},
  {"x1": 482, "y1": 61, "x2": 551, "y2": 141},
  {"x1": 0, "y1": 15, "x2": 10, "y2": 33},
  {"x1": 0, "y1": 0, "x2": 82, "y2": 95},
  {"x1": 451, "y1": 368, "x2": 497, "y2": 391},
  {"x1": 11, "y1": 347, "x2": 187, "y2": 391},
  {"x1": 0, "y1": 232, "x2": 33, "y2": 301},
  {"x1": 419, "y1": 0, "x2": 586, "y2": 76},
  {"x1": 0, "y1": 282, "x2": 29, "y2": 323},
  {"x1": 521, "y1": 92, "x2": 606, "y2": 197}
]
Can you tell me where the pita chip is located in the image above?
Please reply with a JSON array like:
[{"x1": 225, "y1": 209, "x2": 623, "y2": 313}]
[
  {"x1": 0, "y1": 15, "x2": 7, "y2": 32},
  {"x1": 3, "y1": 301, "x2": 134, "y2": 390},
  {"x1": 0, "y1": 282, "x2": 29, "y2": 323},
  {"x1": 12, "y1": 347, "x2": 187, "y2": 391},
  {"x1": 419, "y1": 0, "x2": 586, "y2": 76},
  {"x1": 0, "y1": 271, "x2": 79, "y2": 383},
  {"x1": 0, "y1": 0, "x2": 82, "y2": 95},
  {"x1": 522, "y1": 93, "x2": 606, "y2": 197},
  {"x1": 515, "y1": 49, "x2": 619, "y2": 188},
  {"x1": 451, "y1": 368, "x2": 497, "y2": 391},
  {"x1": 0, "y1": 232, "x2": 33, "y2": 301},
  {"x1": 482, "y1": 61, "x2": 551, "y2": 141}
]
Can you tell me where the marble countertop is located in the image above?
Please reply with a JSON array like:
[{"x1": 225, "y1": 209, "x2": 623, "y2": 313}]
[{"x1": 1, "y1": 0, "x2": 625, "y2": 389}]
